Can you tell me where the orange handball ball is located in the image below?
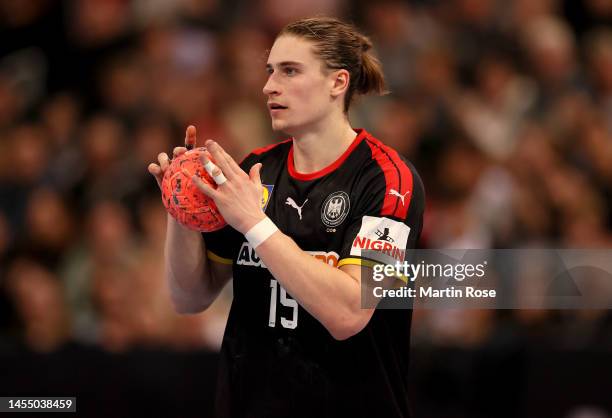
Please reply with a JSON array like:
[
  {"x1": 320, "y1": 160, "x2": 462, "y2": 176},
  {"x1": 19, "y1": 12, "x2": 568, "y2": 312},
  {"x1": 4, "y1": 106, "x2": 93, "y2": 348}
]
[{"x1": 161, "y1": 148, "x2": 227, "y2": 232}]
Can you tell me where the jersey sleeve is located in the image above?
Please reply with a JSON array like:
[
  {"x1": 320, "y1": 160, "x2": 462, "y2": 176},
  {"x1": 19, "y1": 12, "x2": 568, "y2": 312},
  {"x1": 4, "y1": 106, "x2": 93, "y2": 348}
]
[
  {"x1": 337, "y1": 159, "x2": 425, "y2": 271},
  {"x1": 202, "y1": 152, "x2": 260, "y2": 265}
]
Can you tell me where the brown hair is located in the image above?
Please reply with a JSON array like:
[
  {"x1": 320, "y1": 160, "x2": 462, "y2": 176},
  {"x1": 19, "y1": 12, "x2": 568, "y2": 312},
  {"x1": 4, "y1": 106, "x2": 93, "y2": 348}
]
[{"x1": 278, "y1": 17, "x2": 387, "y2": 112}]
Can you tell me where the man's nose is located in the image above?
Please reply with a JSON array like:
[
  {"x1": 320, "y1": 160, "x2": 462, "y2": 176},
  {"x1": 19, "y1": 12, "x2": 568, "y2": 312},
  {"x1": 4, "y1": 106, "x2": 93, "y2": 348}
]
[{"x1": 263, "y1": 75, "x2": 279, "y2": 96}]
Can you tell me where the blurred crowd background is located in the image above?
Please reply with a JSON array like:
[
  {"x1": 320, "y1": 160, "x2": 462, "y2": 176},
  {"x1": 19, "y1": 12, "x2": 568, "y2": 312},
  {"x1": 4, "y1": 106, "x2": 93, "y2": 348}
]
[{"x1": 0, "y1": 0, "x2": 611, "y2": 416}]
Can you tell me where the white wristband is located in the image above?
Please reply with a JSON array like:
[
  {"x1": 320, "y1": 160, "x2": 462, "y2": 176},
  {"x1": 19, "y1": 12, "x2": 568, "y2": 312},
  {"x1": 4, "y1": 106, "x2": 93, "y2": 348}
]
[{"x1": 245, "y1": 217, "x2": 278, "y2": 248}]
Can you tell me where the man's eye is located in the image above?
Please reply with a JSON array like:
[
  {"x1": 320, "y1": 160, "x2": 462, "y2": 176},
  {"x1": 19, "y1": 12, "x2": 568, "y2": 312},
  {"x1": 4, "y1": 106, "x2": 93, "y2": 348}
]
[
  {"x1": 266, "y1": 68, "x2": 273, "y2": 75},
  {"x1": 284, "y1": 68, "x2": 296, "y2": 76}
]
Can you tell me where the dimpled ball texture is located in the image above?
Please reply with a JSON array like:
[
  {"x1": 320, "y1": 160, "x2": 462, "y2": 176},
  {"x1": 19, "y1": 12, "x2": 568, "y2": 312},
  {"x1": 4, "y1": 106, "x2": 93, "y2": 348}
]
[{"x1": 161, "y1": 148, "x2": 227, "y2": 232}]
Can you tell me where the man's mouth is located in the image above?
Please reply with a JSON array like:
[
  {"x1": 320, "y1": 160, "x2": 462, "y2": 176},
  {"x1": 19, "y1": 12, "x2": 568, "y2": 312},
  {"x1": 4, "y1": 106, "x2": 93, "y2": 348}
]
[{"x1": 268, "y1": 103, "x2": 288, "y2": 110}]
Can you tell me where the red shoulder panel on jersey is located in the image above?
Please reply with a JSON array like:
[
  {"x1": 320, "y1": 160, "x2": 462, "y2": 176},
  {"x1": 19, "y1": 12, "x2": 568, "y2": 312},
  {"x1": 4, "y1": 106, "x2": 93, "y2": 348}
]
[{"x1": 365, "y1": 136, "x2": 414, "y2": 220}]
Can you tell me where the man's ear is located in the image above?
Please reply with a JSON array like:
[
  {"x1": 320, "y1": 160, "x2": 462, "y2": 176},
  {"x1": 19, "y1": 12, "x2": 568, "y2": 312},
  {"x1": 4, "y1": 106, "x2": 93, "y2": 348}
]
[{"x1": 330, "y1": 69, "x2": 350, "y2": 98}]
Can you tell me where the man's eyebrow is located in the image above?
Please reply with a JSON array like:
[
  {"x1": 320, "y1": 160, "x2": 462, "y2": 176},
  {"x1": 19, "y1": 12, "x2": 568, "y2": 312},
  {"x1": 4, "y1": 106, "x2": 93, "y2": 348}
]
[{"x1": 265, "y1": 61, "x2": 304, "y2": 69}]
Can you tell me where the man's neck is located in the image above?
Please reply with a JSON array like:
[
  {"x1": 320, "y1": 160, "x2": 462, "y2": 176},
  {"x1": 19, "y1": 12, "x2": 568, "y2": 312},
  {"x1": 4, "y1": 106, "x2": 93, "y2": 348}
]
[{"x1": 290, "y1": 116, "x2": 357, "y2": 174}]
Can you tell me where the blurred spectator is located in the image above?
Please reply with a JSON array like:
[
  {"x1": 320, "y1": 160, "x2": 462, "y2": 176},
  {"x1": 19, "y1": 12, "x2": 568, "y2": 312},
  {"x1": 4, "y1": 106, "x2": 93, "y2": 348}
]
[
  {"x1": 371, "y1": 98, "x2": 422, "y2": 158},
  {"x1": 521, "y1": 16, "x2": 584, "y2": 115},
  {"x1": 0, "y1": 123, "x2": 51, "y2": 241},
  {"x1": 74, "y1": 114, "x2": 140, "y2": 207},
  {"x1": 0, "y1": 74, "x2": 24, "y2": 128},
  {"x1": 98, "y1": 50, "x2": 150, "y2": 120},
  {"x1": 68, "y1": 0, "x2": 132, "y2": 48},
  {"x1": 585, "y1": 28, "x2": 612, "y2": 130},
  {"x1": 504, "y1": 0, "x2": 559, "y2": 32},
  {"x1": 21, "y1": 187, "x2": 75, "y2": 267},
  {"x1": 5, "y1": 257, "x2": 71, "y2": 353},
  {"x1": 414, "y1": 308, "x2": 495, "y2": 348},
  {"x1": 61, "y1": 200, "x2": 137, "y2": 343},
  {"x1": 361, "y1": 0, "x2": 433, "y2": 95},
  {"x1": 41, "y1": 93, "x2": 86, "y2": 193},
  {"x1": 453, "y1": 52, "x2": 536, "y2": 160}
]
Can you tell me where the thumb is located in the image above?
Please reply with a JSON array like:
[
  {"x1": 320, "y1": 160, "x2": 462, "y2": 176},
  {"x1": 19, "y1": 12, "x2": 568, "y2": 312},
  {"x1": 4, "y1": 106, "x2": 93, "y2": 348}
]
[
  {"x1": 148, "y1": 163, "x2": 163, "y2": 188},
  {"x1": 185, "y1": 125, "x2": 197, "y2": 150},
  {"x1": 249, "y1": 163, "x2": 263, "y2": 187}
]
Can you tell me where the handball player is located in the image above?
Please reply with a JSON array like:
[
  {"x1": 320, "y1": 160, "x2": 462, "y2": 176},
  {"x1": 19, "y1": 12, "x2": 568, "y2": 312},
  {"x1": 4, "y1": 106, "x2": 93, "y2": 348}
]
[{"x1": 148, "y1": 17, "x2": 425, "y2": 418}]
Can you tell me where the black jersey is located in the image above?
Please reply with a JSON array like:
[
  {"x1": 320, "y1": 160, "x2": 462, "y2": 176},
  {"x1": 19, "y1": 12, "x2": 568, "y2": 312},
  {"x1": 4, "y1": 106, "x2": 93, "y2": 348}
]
[{"x1": 204, "y1": 129, "x2": 425, "y2": 418}]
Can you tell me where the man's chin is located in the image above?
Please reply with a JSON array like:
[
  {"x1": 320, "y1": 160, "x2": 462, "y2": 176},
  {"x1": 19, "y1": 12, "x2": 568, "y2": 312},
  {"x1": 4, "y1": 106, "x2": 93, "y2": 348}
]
[
  {"x1": 271, "y1": 120, "x2": 290, "y2": 133},
  {"x1": 271, "y1": 120, "x2": 306, "y2": 137}
]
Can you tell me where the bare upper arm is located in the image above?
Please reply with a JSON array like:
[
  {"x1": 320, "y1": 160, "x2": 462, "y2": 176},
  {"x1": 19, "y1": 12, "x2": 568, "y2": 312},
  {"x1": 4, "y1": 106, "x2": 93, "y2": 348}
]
[
  {"x1": 209, "y1": 260, "x2": 233, "y2": 293},
  {"x1": 339, "y1": 262, "x2": 406, "y2": 327},
  {"x1": 339, "y1": 263, "x2": 376, "y2": 326}
]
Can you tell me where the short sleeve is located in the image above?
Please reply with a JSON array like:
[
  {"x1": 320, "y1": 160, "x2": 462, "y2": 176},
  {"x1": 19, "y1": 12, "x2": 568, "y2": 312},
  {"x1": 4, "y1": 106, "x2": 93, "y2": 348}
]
[
  {"x1": 337, "y1": 160, "x2": 424, "y2": 270},
  {"x1": 202, "y1": 153, "x2": 260, "y2": 265}
]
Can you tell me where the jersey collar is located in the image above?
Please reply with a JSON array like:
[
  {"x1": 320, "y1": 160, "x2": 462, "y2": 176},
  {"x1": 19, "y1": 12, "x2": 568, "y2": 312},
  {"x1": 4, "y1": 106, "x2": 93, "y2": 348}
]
[{"x1": 287, "y1": 128, "x2": 368, "y2": 181}]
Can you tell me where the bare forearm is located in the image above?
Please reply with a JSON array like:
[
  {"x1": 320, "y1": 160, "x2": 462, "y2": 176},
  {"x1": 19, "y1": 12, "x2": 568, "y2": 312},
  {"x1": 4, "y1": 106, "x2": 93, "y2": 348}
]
[
  {"x1": 255, "y1": 231, "x2": 363, "y2": 337},
  {"x1": 164, "y1": 216, "x2": 215, "y2": 312}
]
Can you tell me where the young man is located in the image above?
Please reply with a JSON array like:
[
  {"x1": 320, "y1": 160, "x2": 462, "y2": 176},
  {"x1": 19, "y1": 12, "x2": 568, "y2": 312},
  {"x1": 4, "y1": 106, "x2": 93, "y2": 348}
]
[{"x1": 149, "y1": 17, "x2": 424, "y2": 418}]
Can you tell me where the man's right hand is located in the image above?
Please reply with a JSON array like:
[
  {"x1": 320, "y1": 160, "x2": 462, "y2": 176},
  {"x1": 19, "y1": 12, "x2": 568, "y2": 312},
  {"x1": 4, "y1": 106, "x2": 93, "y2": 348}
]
[{"x1": 148, "y1": 125, "x2": 198, "y2": 189}]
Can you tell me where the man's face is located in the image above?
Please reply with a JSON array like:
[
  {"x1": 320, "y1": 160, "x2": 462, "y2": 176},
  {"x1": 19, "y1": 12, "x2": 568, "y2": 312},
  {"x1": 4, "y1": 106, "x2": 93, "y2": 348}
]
[{"x1": 263, "y1": 35, "x2": 334, "y2": 134}]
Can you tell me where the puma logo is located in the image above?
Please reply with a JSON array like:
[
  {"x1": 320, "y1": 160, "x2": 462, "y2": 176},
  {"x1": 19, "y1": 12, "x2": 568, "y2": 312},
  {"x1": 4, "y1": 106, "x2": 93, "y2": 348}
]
[
  {"x1": 285, "y1": 197, "x2": 308, "y2": 220},
  {"x1": 389, "y1": 189, "x2": 410, "y2": 206}
]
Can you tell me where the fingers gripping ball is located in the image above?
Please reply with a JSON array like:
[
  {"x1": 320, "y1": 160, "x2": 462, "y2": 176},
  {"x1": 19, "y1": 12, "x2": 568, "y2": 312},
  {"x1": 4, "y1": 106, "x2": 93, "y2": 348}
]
[{"x1": 161, "y1": 148, "x2": 227, "y2": 232}]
